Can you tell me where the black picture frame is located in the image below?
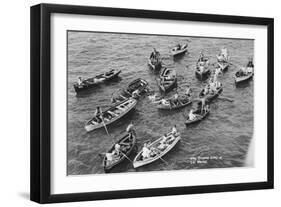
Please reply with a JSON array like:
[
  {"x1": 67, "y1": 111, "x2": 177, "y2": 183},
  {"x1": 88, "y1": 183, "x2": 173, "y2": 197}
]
[{"x1": 30, "y1": 3, "x2": 274, "y2": 204}]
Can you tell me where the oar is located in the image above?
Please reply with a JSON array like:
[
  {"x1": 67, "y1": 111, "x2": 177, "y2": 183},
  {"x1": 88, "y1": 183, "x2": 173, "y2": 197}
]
[
  {"x1": 153, "y1": 148, "x2": 169, "y2": 165},
  {"x1": 218, "y1": 96, "x2": 234, "y2": 102},
  {"x1": 162, "y1": 63, "x2": 174, "y2": 68},
  {"x1": 102, "y1": 119, "x2": 110, "y2": 136},
  {"x1": 120, "y1": 151, "x2": 134, "y2": 163}
]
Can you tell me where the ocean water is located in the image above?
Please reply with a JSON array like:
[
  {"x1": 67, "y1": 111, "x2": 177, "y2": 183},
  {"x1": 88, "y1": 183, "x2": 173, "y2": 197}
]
[{"x1": 67, "y1": 31, "x2": 254, "y2": 175}]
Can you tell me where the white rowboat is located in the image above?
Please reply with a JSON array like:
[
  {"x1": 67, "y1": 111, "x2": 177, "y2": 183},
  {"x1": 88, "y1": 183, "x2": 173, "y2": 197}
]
[{"x1": 133, "y1": 131, "x2": 181, "y2": 168}]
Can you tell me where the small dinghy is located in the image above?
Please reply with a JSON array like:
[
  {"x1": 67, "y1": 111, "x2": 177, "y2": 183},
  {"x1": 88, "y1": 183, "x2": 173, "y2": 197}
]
[
  {"x1": 234, "y1": 60, "x2": 254, "y2": 84},
  {"x1": 158, "y1": 67, "x2": 177, "y2": 92},
  {"x1": 103, "y1": 132, "x2": 136, "y2": 173},
  {"x1": 112, "y1": 78, "x2": 149, "y2": 103},
  {"x1": 85, "y1": 98, "x2": 137, "y2": 132},
  {"x1": 133, "y1": 130, "x2": 181, "y2": 168},
  {"x1": 171, "y1": 43, "x2": 188, "y2": 56},
  {"x1": 195, "y1": 58, "x2": 211, "y2": 81},
  {"x1": 156, "y1": 95, "x2": 192, "y2": 110},
  {"x1": 74, "y1": 69, "x2": 121, "y2": 93},
  {"x1": 199, "y1": 83, "x2": 223, "y2": 102},
  {"x1": 185, "y1": 106, "x2": 210, "y2": 125}
]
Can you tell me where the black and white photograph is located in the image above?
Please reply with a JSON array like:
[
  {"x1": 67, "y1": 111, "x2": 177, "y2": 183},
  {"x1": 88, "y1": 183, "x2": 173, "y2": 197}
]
[{"x1": 67, "y1": 31, "x2": 254, "y2": 175}]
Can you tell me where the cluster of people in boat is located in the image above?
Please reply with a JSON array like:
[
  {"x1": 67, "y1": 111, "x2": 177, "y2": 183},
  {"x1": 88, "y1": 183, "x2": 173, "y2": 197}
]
[
  {"x1": 201, "y1": 77, "x2": 222, "y2": 97},
  {"x1": 104, "y1": 123, "x2": 179, "y2": 163},
  {"x1": 77, "y1": 69, "x2": 116, "y2": 86},
  {"x1": 236, "y1": 60, "x2": 254, "y2": 77},
  {"x1": 217, "y1": 48, "x2": 229, "y2": 63},
  {"x1": 157, "y1": 85, "x2": 192, "y2": 106},
  {"x1": 140, "y1": 125, "x2": 179, "y2": 160},
  {"x1": 104, "y1": 122, "x2": 135, "y2": 162}
]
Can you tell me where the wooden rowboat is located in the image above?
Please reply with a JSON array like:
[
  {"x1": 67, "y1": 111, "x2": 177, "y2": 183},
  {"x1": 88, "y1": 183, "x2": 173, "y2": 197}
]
[
  {"x1": 85, "y1": 98, "x2": 137, "y2": 132},
  {"x1": 156, "y1": 96, "x2": 192, "y2": 110},
  {"x1": 103, "y1": 132, "x2": 136, "y2": 173},
  {"x1": 195, "y1": 59, "x2": 211, "y2": 81},
  {"x1": 171, "y1": 44, "x2": 188, "y2": 56},
  {"x1": 234, "y1": 60, "x2": 254, "y2": 84},
  {"x1": 74, "y1": 69, "x2": 121, "y2": 93},
  {"x1": 158, "y1": 67, "x2": 177, "y2": 93},
  {"x1": 234, "y1": 71, "x2": 253, "y2": 83},
  {"x1": 112, "y1": 78, "x2": 149, "y2": 103},
  {"x1": 185, "y1": 107, "x2": 210, "y2": 125},
  {"x1": 133, "y1": 131, "x2": 181, "y2": 168}
]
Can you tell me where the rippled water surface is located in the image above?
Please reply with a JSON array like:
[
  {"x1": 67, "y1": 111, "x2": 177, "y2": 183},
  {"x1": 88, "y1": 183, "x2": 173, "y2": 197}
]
[{"x1": 67, "y1": 31, "x2": 254, "y2": 175}]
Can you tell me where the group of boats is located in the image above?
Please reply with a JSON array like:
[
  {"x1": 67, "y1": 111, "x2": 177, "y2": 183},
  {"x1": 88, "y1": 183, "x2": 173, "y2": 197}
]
[{"x1": 73, "y1": 43, "x2": 254, "y2": 173}]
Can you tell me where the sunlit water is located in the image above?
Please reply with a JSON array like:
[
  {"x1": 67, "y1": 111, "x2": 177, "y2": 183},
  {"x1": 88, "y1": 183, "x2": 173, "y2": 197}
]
[{"x1": 67, "y1": 31, "x2": 254, "y2": 175}]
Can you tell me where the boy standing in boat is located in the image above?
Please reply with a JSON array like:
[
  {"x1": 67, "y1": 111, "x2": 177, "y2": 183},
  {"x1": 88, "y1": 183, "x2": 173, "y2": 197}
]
[
  {"x1": 94, "y1": 106, "x2": 102, "y2": 122},
  {"x1": 126, "y1": 122, "x2": 135, "y2": 138},
  {"x1": 77, "y1": 77, "x2": 83, "y2": 85}
]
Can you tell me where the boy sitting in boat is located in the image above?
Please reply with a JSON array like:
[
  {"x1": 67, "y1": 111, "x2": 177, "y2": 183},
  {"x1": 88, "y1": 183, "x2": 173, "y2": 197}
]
[
  {"x1": 141, "y1": 143, "x2": 152, "y2": 160},
  {"x1": 104, "y1": 144, "x2": 121, "y2": 163},
  {"x1": 188, "y1": 109, "x2": 196, "y2": 121},
  {"x1": 197, "y1": 98, "x2": 207, "y2": 113},
  {"x1": 158, "y1": 134, "x2": 169, "y2": 149}
]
